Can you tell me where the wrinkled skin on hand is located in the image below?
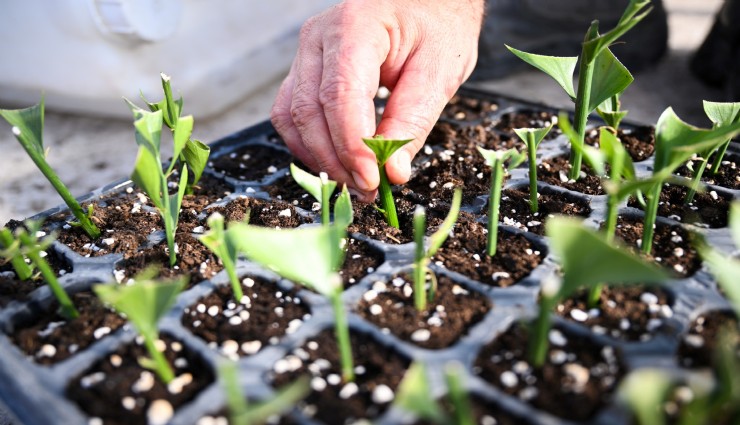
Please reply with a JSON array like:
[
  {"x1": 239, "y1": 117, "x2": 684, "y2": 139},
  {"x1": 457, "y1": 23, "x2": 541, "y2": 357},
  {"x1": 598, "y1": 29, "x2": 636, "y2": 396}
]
[{"x1": 271, "y1": 0, "x2": 485, "y2": 202}]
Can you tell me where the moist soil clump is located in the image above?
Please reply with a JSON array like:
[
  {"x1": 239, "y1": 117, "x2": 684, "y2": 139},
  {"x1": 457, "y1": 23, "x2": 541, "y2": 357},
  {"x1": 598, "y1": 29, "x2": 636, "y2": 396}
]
[
  {"x1": 0, "y1": 248, "x2": 72, "y2": 307},
  {"x1": 498, "y1": 186, "x2": 592, "y2": 235},
  {"x1": 441, "y1": 95, "x2": 499, "y2": 121},
  {"x1": 493, "y1": 109, "x2": 561, "y2": 141},
  {"x1": 677, "y1": 311, "x2": 739, "y2": 368},
  {"x1": 339, "y1": 238, "x2": 384, "y2": 288},
  {"x1": 537, "y1": 155, "x2": 604, "y2": 195},
  {"x1": 209, "y1": 144, "x2": 292, "y2": 181},
  {"x1": 348, "y1": 198, "x2": 448, "y2": 245},
  {"x1": 676, "y1": 154, "x2": 740, "y2": 190},
  {"x1": 356, "y1": 274, "x2": 490, "y2": 349},
  {"x1": 585, "y1": 125, "x2": 655, "y2": 162},
  {"x1": 627, "y1": 184, "x2": 731, "y2": 228},
  {"x1": 271, "y1": 329, "x2": 409, "y2": 425}
]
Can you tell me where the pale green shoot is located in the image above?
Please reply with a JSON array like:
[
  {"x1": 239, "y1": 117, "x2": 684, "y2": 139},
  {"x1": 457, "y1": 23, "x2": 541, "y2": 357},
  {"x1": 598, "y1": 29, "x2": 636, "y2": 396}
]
[
  {"x1": 513, "y1": 125, "x2": 553, "y2": 213},
  {"x1": 362, "y1": 135, "x2": 414, "y2": 228},
  {"x1": 394, "y1": 361, "x2": 474, "y2": 425},
  {"x1": 289, "y1": 163, "x2": 337, "y2": 226},
  {"x1": 0, "y1": 226, "x2": 34, "y2": 281},
  {"x1": 706, "y1": 101, "x2": 740, "y2": 176},
  {"x1": 507, "y1": 0, "x2": 651, "y2": 180},
  {"x1": 477, "y1": 147, "x2": 526, "y2": 256},
  {"x1": 93, "y1": 269, "x2": 186, "y2": 384},
  {"x1": 412, "y1": 188, "x2": 462, "y2": 311},
  {"x1": 696, "y1": 202, "x2": 740, "y2": 316},
  {"x1": 231, "y1": 187, "x2": 355, "y2": 381},
  {"x1": 219, "y1": 361, "x2": 310, "y2": 425},
  {"x1": 597, "y1": 93, "x2": 629, "y2": 130},
  {"x1": 198, "y1": 212, "x2": 250, "y2": 301},
  {"x1": 0, "y1": 99, "x2": 101, "y2": 239},
  {"x1": 618, "y1": 369, "x2": 673, "y2": 425},
  {"x1": 129, "y1": 108, "x2": 188, "y2": 266},
  {"x1": 533, "y1": 217, "x2": 667, "y2": 367}
]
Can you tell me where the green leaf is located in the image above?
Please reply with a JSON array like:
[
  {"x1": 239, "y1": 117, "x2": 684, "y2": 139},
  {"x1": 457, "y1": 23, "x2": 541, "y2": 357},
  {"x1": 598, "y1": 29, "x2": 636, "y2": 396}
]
[
  {"x1": 618, "y1": 369, "x2": 672, "y2": 425},
  {"x1": 513, "y1": 124, "x2": 553, "y2": 150},
  {"x1": 94, "y1": 271, "x2": 186, "y2": 341},
  {"x1": 506, "y1": 45, "x2": 577, "y2": 99},
  {"x1": 600, "y1": 128, "x2": 636, "y2": 181},
  {"x1": 597, "y1": 105, "x2": 629, "y2": 130},
  {"x1": 582, "y1": 0, "x2": 652, "y2": 64},
  {"x1": 199, "y1": 213, "x2": 239, "y2": 269},
  {"x1": 362, "y1": 135, "x2": 414, "y2": 166},
  {"x1": 0, "y1": 99, "x2": 45, "y2": 157},
  {"x1": 334, "y1": 185, "x2": 354, "y2": 228},
  {"x1": 172, "y1": 115, "x2": 193, "y2": 163},
  {"x1": 557, "y1": 111, "x2": 584, "y2": 152},
  {"x1": 234, "y1": 376, "x2": 311, "y2": 425},
  {"x1": 123, "y1": 97, "x2": 147, "y2": 119},
  {"x1": 133, "y1": 109, "x2": 164, "y2": 154},
  {"x1": 394, "y1": 362, "x2": 445, "y2": 423},
  {"x1": 290, "y1": 163, "x2": 331, "y2": 202},
  {"x1": 732, "y1": 202, "x2": 740, "y2": 248},
  {"x1": 231, "y1": 224, "x2": 344, "y2": 295},
  {"x1": 427, "y1": 188, "x2": 462, "y2": 255},
  {"x1": 654, "y1": 108, "x2": 740, "y2": 172},
  {"x1": 698, "y1": 237, "x2": 740, "y2": 316},
  {"x1": 703, "y1": 101, "x2": 740, "y2": 126},
  {"x1": 476, "y1": 146, "x2": 526, "y2": 169},
  {"x1": 588, "y1": 48, "x2": 634, "y2": 113},
  {"x1": 181, "y1": 139, "x2": 210, "y2": 186},
  {"x1": 132, "y1": 146, "x2": 164, "y2": 210},
  {"x1": 168, "y1": 164, "x2": 188, "y2": 230},
  {"x1": 546, "y1": 216, "x2": 667, "y2": 299}
]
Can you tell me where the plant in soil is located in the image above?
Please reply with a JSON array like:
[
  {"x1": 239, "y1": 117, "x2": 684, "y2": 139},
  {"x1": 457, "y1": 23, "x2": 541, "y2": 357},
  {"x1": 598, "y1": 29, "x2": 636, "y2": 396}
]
[
  {"x1": 684, "y1": 101, "x2": 740, "y2": 203},
  {"x1": 0, "y1": 98, "x2": 101, "y2": 239},
  {"x1": 1, "y1": 220, "x2": 78, "y2": 319},
  {"x1": 477, "y1": 146, "x2": 526, "y2": 255},
  {"x1": 530, "y1": 216, "x2": 667, "y2": 367},
  {"x1": 230, "y1": 187, "x2": 356, "y2": 381},
  {"x1": 394, "y1": 361, "x2": 474, "y2": 425},
  {"x1": 198, "y1": 212, "x2": 250, "y2": 300},
  {"x1": 93, "y1": 268, "x2": 186, "y2": 384},
  {"x1": 217, "y1": 360, "x2": 310, "y2": 425},
  {"x1": 0, "y1": 225, "x2": 34, "y2": 281},
  {"x1": 695, "y1": 202, "x2": 740, "y2": 312},
  {"x1": 362, "y1": 135, "x2": 413, "y2": 228},
  {"x1": 507, "y1": 0, "x2": 650, "y2": 180},
  {"x1": 513, "y1": 124, "x2": 553, "y2": 213},
  {"x1": 412, "y1": 188, "x2": 462, "y2": 311},
  {"x1": 596, "y1": 92, "x2": 629, "y2": 132},
  {"x1": 290, "y1": 163, "x2": 336, "y2": 225}
]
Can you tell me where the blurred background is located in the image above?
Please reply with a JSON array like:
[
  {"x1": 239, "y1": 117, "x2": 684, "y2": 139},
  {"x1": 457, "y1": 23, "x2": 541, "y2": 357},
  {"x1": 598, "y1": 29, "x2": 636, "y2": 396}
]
[{"x1": 0, "y1": 0, "x2": 731, "y2": 224}]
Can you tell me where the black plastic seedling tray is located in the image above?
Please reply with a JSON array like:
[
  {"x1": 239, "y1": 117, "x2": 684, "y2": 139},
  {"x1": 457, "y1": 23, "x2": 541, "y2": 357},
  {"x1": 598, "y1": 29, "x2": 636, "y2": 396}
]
[{"x1": 0, "y1": 87, "x2": 738, "y2": 425}]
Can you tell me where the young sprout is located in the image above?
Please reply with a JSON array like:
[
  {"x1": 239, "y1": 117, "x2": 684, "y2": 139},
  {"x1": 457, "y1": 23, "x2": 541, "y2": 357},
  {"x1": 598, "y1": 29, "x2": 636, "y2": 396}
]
[
  {"x1": 596, "y1": 93, "x2": 629, "y2": 132},
  {"x1": 128, "y1": 107, "x2": 188, "y2": 267},
  {"x1": 513, "y1": 125, "x2": 553, "y2": 213},
  {"x1": 290, "y1": 163, "x2": 337, "y2": 225},
  {"x1": 3, "y1": 221, "x2": 78, "y2": 319},
  {"x1": 394, "y1": 361, "x2": 474, "y2": 425},
  {"x1": 0, "y1": 99, "x2": 101, "y2": 239},
  {"x1": 507, "y1": 0, "x2": 650, "y2": 180},
  {"x1": 618, "y1": 369, "x2": 674, "y2": 425},
  {"x1": 219, "y1": 361, "x2": 310, "y2": 425},
  {"x1": 93, "y1": 269, "x2": 186, "y2": 384},
  {"x1": 412, "y1": 188, "x2": 462, "y2": 311},
  {"x1": 533, "y1": 216, "x2": 667, "y2": 367},
  {"x1": 231, "y1": 187, "x2": 356, "y2": 381},
  {"x1": 477, "y1": 147, "x2": 526, "y2": 256},
  {"x1": 0, "y1": 226, "x2": 34, "y2": 281},
  {"x1": 198, "y1": 211, "x2": 250, "y2": 301},
  {"x1": 362, "y1": 135, "x2": 414, "y2": 228},
  {"x1": 135, "y1": 73, "x2": 211, "y2": 194}
]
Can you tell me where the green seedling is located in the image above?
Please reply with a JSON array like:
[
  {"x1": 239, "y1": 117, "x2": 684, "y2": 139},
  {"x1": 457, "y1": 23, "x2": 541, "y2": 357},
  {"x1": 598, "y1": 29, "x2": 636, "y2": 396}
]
[
  {"x1": 231, "y1": 187, "x2": 355, "y2": 381},
  {"x1": 0, "y1": 99, "x2": 101, "y2": 239},
  {"x1": 507, "y1": 0, "x2": 650, "y2": 180},
  {"x1": 1, "y1": 221, "x2": 78, "y2": 319},
  {"x1": 533, "y1": 217, "x2": 667, "y2": 367},
  {"x1": 412, "y1": 188, "x2": 462, "y2": 311},
  {"x1": 618, "y1": 368, "x2": 675, "y2": 425},
  {"x1": 362, "y1": 135, "x2": 414, "y2": 228},
  {"x1": 133, "y1": 73, "x2": 211, "y2": 194},
  {"x1": 219, "y1": 361, "x2": 310, "y2": 425},
  {"x1": 94, "y1": 269, "x2": 186, "y2": 384},
  {"x1": 394, "y1": 361, "x2": 474, "y2": 425},
  {"x1": 596, "y1": 93, "x2": 629, "y2": 131},
  {"x1": 513, "y1": 125, "x2": 553, "y2": 213},
  {"x1": 696, "y1": 202, "x2": 740, "y2": 315},
  {"x1": 127, "y1": 107, "x2": 188, "y2": 267},
  {"x1": 290, "y1": 163, "x2": 336, "y2": 226},
  {"x1": 198, "y1": 211, "x2": 250, "y2": 301},
  {"x1": 0, "y1": 226, "x2": 34, "y2": 281},
  {"x1": 706, "y1": 101, "x2": 740, "y2": 176},
  {"x1": 477, "y1": 147, "x2": 526, "y2": 256}
]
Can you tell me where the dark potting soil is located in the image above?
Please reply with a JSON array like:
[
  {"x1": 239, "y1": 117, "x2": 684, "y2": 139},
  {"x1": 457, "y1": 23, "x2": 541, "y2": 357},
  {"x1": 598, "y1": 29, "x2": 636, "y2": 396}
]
[
  {"x1": 10, "y1": 290, "x2": 127, "y2": 365},
  {"x1": 339, "y1": 238, "x2": 384, "y2": 288},
  {"x1": 181, "y1": 275, "x2": 308, "y2": 359},
  {"x1": 613, "y1": 215, "x2": 701, "y2": 277},
  {"x1": 627, "y1": 184, "x2": 731, "y2": 228},
  {"x1": 433, "y1": 218, "x2": 545, "y2": 287},
  {"x1": 265, "y1": 173, "x2": 320, "y2": 212},
  {"x1": 67, "y1": 334, "x2": 214, "y2": 425},
  {"x1": 584, "y1": 125, "x2": 655, "y2": 162},
  {"x1": 0, "y1": 247, "x2": 72, "y2": 307},
  {"x1": 424, "y1": 122, "x2": 520, "y2": 152},
  {"x1": 356, "y1": 273, "x2": 490, "y2": 349},
  {"x1": 347, "y1": 198, "x2": 449, "y2": 245},
  {"x1": 537, "y1": 154, "x2": 605, "y2": 195},
  {"x1": 557, "y1": 285, "x2": 674, "y2": 341},
  {"x1": 271, "y1": 329, "x2": 409, "y2": 425},
  {"x1": 440, "y1": 94, "x2": 499, "y2": 121},
  {"x1": 677, "y1": 311, "x2": 739, "y2": 368},
  {"x1": 492, "y1": 109, "x2": 561, "y2": 141},
  {"x1": 206, "y1": 196, "x2": 307, "y2": 228},
  {"x1": 474, "y1": 323, "x2": 624, "y2": 422},
  {"x1": 675, "y1": 154, "x2": 740, "y2": 190},
  {"x1": 209, "y1": 144, "x2": 292, "y2": 182},
  {"x1": 498, "y1": 186, "x2": 592, "y2": 235}
]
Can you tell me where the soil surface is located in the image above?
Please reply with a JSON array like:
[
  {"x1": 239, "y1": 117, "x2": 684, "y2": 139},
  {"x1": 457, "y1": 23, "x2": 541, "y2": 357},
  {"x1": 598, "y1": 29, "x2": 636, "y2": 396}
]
[
  {"x1": 440, "y1": 95, "x2": 499, "y2": 121},
  {"x1": 498, "y1": 186, "x2": 592, "y2": 235},
  {"x1": 675, "y1": 154, "x2": 740, "y2": 190},
  {"x1": 209, "y1": 144, "x2": 292, "y2": 182},
  {"x1": 627, "y1": 184, "x2": 731, "y2": 228},
  {"x1": 537, "y1": 154, "x2": 605, "y2": 195},
  {"x1": 0, "y1": 248, "x2": 72, "y2": 307},
  {"x1": 584, "y1": 125, "x2": 656, "y2": 162},
  {"x1": 677, "y1": 311, "x2": 739, "y2": 368},
  {"x1": 339, "y1": 238, "x2": 384, "y2": 288},
  {"x1": 493, "y1": 109, "x2": 561, "y2": 141}
]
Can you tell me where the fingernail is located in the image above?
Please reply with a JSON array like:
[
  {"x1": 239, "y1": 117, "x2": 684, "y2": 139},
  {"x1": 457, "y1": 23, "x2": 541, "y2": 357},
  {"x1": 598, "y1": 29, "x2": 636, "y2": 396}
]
[
  {"x1": 352, "y1": 171, "x2": 373, "y2": 192},
  {"x1": 393, "y1": 150, "x2": 411, "y2": 180}
]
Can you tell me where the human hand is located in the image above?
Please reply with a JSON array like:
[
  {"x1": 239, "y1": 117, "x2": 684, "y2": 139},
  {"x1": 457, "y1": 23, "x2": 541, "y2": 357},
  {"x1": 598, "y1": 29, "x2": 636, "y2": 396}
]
[{"x1": 271, "y1": 0, "x2": 484, "y2": 201}]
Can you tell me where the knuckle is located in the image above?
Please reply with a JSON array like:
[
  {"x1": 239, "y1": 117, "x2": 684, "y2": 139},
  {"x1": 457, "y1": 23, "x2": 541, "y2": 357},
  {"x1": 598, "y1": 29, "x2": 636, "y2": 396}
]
[{"x1": 289, "y1": 99, "x2": 321, "y2": 130}]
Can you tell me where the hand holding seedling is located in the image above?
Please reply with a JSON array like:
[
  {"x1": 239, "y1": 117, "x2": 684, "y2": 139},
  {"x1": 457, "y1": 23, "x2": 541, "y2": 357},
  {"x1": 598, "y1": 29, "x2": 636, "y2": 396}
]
[{"x1": 270, "y1": 0, "x2": 484, "y2": 201}]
